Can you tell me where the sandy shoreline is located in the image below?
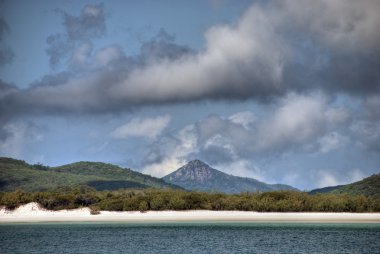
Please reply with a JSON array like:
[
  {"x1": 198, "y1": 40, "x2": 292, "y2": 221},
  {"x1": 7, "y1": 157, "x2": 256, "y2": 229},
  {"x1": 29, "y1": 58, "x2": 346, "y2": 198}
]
[{"x1": 1, "y1": 203, "x2": 380, "y2": 223}]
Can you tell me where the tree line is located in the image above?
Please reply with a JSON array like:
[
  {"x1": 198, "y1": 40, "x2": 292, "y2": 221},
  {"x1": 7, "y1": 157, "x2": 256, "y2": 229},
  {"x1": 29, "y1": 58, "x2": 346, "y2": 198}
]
[{"x1": 1, "y1": 187, "x2": 379, "y2": 213}]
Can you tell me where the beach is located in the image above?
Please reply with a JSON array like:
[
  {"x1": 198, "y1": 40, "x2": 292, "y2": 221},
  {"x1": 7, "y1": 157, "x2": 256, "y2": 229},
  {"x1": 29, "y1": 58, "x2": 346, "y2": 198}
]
[{"x1": 1, "y1": 203, "x2": 380, "y2": 223}]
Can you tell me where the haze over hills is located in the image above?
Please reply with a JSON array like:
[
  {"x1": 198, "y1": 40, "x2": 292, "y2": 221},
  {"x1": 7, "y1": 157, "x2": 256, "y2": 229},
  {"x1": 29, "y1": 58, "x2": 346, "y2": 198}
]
[
  {"x1": 162, "y1": 160, "x2": 298, "y2": 194},
  {"x1": 309, "y1": 173, "x2": 380, "y2": 199},
  {"x1": 0, "y1": 157, "x2": 180, "y2": 192}
]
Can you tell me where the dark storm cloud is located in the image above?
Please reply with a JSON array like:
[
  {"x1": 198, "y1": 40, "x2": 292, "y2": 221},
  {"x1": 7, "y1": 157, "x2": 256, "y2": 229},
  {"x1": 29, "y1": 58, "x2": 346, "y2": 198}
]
[
  {"x1": 0, "y1": 17, "x2": 14, "y2": 66},
  {"x1": 1, "y1": 0, "x2": 380, "y2": 118},
  {"x1": 46, "y1": 3, "x2": 106, "y2": 67}
]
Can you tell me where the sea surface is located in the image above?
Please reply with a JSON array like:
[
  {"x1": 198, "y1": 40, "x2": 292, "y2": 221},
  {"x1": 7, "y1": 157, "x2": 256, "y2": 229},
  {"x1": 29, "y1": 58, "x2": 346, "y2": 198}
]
[{"x1": 1, "y1": 222, "x2": 380, "y2": 253}]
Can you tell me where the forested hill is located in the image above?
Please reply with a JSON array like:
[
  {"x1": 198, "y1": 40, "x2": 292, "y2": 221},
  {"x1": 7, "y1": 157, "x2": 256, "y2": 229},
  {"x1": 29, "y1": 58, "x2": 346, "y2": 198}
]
[
  {"x1": 0, "y1": 157, "x2": 180, "y2": 192},
  {"x1": 309, "y1": 173, "x2": 380, "y2": 199}
]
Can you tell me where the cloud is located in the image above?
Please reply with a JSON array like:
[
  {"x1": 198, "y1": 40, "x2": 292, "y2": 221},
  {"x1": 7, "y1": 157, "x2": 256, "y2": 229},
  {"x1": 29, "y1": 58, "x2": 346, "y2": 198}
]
[
  {"x1": 62, "y1": 3, "x2": 106, "y2": 41},
  {"x1": 228, "y1": 111, "x2": 256, "y2": 130},
  {"x1": 142, "y1": 124, "x2": 198, "y2": 176},
  {"x1": 110, "y1": 115, "x2": 171, "y2": 140},
  {"x1": 365, "y1": 94, "x2": 380, "y2": 120},
  {"x1": 110, "y1": 4, "x2": 288, "y2": 104},
  {"x1": 0, "y1": 121, "x2": 44, "y2": 158},
  {"x1": 45, "y1": 33, "x2": 73, "y2": 67},
  {"x1": 350, "y1": 121, "x2": 380, "y2": 152},
  {"x1": 141, "y1": 93, "x2": 351, "y2": 177},
  {"x1": 0, "y1": 46, "x2": 14, "y2": 66},
  {"x1": 253, "y1": 93, "x2": 349, "y2": 153},
  {"x1": 276, "y1": 0, "x2": 380, "y2": 95},
  {"x1": 317, "y1": 132, "x2": 348, "y2": 154},
  {"x1": 0, "y1": 80, "x2": 18, "y2": 123},
  {"x1": 140, "y1": 28, "x2": 193, "y2": 62},
  {"x1": 0, "y1": 80, "x2": 17, "y2": 98},
  {"x1": 346, "y1": 94, "x2": 380, "y2": 152},
  {"x1": 314, "y1": 168, "x2": 366, "y2": 188},
  {"x1": 0, "y1": 17, "x2": 14, "y2": 66},
  {"x1": 0, "y1": 17, "x2": 10, "y2": 41},
  {"x1": 94, "y1": 44, "x2": 125, "y2": 67},
  {"x1": 1, "y1": 1, "x2": 380, "y2": 121},
  {"x1": 70, "y1": 42, "x2": 93, "y2": 68},
  {"x1": 46, "y1": 3, "x2": 106, "y2": 67}
]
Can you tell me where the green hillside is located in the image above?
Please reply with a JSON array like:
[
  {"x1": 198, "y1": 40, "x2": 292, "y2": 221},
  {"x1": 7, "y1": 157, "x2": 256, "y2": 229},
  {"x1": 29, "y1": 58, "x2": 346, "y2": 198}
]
[
  {"x1": 309, "y1": 173, "x2": 380, "y2": 199},
  {"x1": 0, "y1": 157, "x2": 179, "y2": 192}
]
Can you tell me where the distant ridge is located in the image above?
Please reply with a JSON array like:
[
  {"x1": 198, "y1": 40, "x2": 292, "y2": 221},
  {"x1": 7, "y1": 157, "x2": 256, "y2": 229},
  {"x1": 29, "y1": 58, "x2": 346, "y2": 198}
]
[
  {"x1": 162, "y1": 160, "x2": 297, "y2": 194},
  {"x1": 309, "y1": 173, "x2": 380, "y2": 199},
  {"x1": 0, "y1": 157, "x2": 180, "y2": 192}
]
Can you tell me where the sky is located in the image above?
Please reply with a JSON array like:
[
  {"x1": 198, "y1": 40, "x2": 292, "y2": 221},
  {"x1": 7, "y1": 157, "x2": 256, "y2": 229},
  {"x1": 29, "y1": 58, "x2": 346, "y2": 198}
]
[{"x1": 0, "y1": 0, "x2": 379, "y2": 190}]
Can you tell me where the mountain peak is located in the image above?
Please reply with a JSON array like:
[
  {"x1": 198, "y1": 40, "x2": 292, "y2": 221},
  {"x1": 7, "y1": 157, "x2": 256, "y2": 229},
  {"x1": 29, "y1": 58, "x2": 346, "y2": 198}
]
[
  {"x1": 162, "y1": 160, "x2": 297, "y2": 194},
  {"x1": 163, "y1": 159, "x2": 217, "y2": 184},
  {"x1": 187, "y1": 159, "x2": 210, "y2": 167}
]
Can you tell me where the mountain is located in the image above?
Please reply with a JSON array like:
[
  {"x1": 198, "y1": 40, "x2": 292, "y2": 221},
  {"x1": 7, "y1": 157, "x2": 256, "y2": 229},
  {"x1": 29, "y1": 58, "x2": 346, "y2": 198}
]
[
  {"x1": 309, "y1": 173, "x2": 380, "y2": 199},
  {"x1": 0, "y1": 157, "x2": 180, "y2": 192},
  {"x1": 162, "y1": 160, "x2": 297, "y2": 194}
]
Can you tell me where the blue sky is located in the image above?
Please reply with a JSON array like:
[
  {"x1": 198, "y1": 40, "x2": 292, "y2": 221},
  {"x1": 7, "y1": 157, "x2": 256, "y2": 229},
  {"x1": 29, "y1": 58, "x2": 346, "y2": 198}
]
[{"x1": 1, "y1": 0, "x2": 380, "y2": 190}]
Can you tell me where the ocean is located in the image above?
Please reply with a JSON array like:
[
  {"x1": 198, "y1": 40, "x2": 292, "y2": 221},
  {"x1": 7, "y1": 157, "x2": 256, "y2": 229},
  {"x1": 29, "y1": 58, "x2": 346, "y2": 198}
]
[{"x1": 1, "y1": 222, "x2": 379, "y2": 253}]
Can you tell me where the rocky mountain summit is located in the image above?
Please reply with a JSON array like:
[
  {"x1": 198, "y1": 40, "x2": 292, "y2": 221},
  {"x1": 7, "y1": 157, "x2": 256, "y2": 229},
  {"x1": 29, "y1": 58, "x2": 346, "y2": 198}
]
[{"x1": 163, "y1": 160, "x2": 297, "y2": 194}]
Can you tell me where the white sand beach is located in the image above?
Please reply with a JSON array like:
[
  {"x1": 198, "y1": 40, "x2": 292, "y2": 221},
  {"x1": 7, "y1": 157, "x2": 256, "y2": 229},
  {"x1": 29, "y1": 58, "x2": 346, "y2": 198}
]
[{"x1": 1, "y1": 203, "x2": 380, "y2": 223}]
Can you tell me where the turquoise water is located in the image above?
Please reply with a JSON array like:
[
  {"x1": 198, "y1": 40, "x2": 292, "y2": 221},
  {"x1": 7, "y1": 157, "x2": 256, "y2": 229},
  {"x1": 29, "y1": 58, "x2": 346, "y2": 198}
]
[{"x1": 1, "y1": 222, "x2": 380, "y2": 253}]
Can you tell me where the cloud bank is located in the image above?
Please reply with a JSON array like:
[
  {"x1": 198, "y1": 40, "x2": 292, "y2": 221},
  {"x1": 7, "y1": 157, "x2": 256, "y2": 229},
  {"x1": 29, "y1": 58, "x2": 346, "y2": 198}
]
[
  {"x1": 1, "y1": 0, "x2": 379, "y2": 119},
  {"x1": 141, "y1": 93, "x2": 352, "y2": 176}
]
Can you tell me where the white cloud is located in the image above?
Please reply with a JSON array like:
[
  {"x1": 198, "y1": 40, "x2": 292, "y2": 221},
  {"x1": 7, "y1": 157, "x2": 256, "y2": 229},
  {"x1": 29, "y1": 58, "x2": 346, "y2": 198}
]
[
  {"x1": 274, "y1": 0, "x2": 380, "y2": 52},
  {"x1": 142, "y1": 124, "x2": 198, "y2": 177},
  {"x1": 70, "y1": 42, "x2": 92, "y2": 67},
  {"x1": 228, "y1": 111, "x2": 256, "y2": 130},
  {"x1": 141, "y1": 93, "x2": 351, "y2": 178},
  {"x1": 317, "y1": 132, "x2": 347, "y2": 154},
  {"x1": 110, "y1": 115, "x2": 171, "y2": 140},
  {"x1": 95, "y1": 45, "x2": 125, "y2": 66},
  {"x1": 254, "y1": 93, "x2": 349, "y2": 152},
  {"x1": 349, "y1": 120, "x2": 380, "y2": 151},
  {"x1": 316, "y1": 170, "x2": 340, "y2": 188},
  {"x1": 315, "y1": 168, "x2": 366, "y2": 188},
  {"x1": 109, "y1": 3, "x2": 288, "y2": 103},
  {"x1": 0, "y1": 121, "x2": 43, "y2": 158},
  {"x1": 213, "y1": 159, "x2": 266, "y2": 182},
  {"x1": 142, "y1": 158, "x2": 186, "y2": 178}
]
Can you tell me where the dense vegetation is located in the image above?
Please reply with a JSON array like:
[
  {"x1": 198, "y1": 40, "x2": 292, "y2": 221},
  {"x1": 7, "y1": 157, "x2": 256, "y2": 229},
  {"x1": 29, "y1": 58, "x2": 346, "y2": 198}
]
[
  {"x1": 0, "y1": 157, "x2": 180, "y2": 192},
  {"x1": 309, "y1": 173, "x2": 380, "y2": 199},
  {"x1": 1, "y1": 187, "x2": 379, "y2": 213},
  {"x1": 1, "y1": 157, "x2": 379, "y2": 213}
]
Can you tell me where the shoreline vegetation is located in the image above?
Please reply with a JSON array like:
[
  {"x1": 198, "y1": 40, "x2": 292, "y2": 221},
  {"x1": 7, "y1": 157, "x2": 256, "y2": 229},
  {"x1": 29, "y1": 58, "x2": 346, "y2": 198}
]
[
  {"x1": 1, "y1": 187, "x2": 380, "y2": 214},
  {"x1": 2, "y1": 202, "x2": 380, "y2": 223}
]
